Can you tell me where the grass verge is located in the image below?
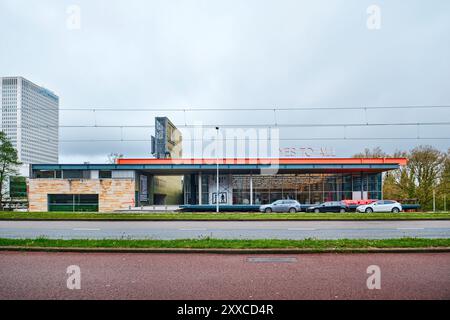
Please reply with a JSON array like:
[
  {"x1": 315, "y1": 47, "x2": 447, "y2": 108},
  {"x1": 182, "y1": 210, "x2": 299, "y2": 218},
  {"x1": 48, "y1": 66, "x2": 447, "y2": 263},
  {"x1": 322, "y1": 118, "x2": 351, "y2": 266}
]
[
  {"x1": 0, "y1": 237, "x2": 449, "y2": 250},
  {"x1": 1, "y1": 211, "x2": 450, "y2": 221}
]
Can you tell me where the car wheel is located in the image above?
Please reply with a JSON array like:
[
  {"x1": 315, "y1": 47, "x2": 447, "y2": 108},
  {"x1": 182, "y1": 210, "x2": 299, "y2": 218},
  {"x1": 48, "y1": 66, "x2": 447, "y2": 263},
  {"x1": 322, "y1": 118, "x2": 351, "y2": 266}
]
[
  {"x1": 289, "y1": 207, "x2": 297, "y2": 213},
  {"x1": 392, "y1": 207, "x2": 400, "y2": 213},
  {"x1": 365, "y1": 208, "x2": 373, "y2": 213},
  {"x1": 314, "y1": 208, "x2": 320, "y2": 213},
  {"x1": 264, "y1": 208, "x2": 272, "y2": 213},
  {"x1": 339, "y1": 208, "x2": 346, "y2": 213}
]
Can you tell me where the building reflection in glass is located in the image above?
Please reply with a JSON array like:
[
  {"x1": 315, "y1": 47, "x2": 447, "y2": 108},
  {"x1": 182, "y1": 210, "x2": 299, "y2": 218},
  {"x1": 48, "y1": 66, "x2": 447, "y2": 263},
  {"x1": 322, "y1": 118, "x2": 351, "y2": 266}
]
[{"x1": 184, "y1": 173, "x2": 382, "y2": 205}]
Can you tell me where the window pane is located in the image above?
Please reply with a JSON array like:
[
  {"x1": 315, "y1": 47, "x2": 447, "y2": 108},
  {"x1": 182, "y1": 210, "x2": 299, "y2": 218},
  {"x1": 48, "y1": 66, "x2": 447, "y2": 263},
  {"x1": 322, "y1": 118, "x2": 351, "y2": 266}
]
[
  {"x1": 48, "y1": 194, "x2": 73, "y2": 204},
  {"x1": 99, "y1": 170, "x2": 112, "y2": 179},
  {"x1": 48, "y1": 194, "x2": 98, "y2": 212},
  {"x1": 79, "y1": 194, "x2": 99, "y2": 203},
  {"x1": 35, "y1": 170, "x2": 54, "y2": 178},
  {"x1": 63, "y1": 170, "x2": 83, "y2": 179}
]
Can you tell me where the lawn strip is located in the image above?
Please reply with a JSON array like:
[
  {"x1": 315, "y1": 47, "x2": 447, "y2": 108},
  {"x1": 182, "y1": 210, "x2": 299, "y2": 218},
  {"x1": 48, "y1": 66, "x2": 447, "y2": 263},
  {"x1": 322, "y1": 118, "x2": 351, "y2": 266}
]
[
  {"x1": 1, "y1": 211, "x2": 449, "y2": 221},
  {"x1": 0, "y1": 237, "x2": 449, "y2": 249}
]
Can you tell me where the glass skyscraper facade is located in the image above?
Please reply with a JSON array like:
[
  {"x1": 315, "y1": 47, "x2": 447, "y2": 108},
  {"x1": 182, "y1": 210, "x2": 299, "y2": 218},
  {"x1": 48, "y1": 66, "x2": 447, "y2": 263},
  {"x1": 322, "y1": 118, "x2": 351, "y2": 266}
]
[{"x1": 1, "y1": 76, "x2": 59, "y2": 164}]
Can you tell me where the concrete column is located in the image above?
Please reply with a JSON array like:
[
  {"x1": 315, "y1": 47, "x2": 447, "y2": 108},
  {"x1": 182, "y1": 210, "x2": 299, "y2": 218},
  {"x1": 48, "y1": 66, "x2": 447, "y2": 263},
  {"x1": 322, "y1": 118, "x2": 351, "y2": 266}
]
[
  {"x1": 228, "y1": 173, "x2": 232, "y2": 204},
  {"x1": 361, "y1": 172, "x2": 364, "y2": 200},
  {"x1": 198, "y1": 172, "x2": 202, "y2": 205},
  {"x1": 250, "y1": 173, "x2": 253, "y2": 205}
]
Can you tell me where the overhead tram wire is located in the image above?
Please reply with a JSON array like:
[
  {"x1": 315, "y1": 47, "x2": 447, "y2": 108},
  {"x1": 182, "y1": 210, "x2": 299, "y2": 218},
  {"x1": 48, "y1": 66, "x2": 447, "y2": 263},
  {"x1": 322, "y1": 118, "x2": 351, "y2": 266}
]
[
  {"x1": 9, "y1": 121, "x2": 450, "y2": 141},
  {"x1": 24, "y1": 137, "x2": 450, "y2": 143},
  {"x1": 10, "y1": 105, "x2": 449, "y2": 142},
  {"x1": 8, "y1": 121, "x2": 450, "y2": 129},
  {"x1": 10, "y1": 105, "x2": 450, "y2": 112}
]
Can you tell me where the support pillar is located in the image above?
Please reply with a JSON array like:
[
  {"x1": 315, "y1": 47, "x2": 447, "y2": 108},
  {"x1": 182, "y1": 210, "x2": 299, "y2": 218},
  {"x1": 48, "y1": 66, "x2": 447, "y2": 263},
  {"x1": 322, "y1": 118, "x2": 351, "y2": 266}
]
[
  {"x1": 250, "y1": 173, "x2": 253, "y2": 205},
  {"x1": 198, "y1": 172, "x2": 202, "y2": 205},
  {"x1": 360, "y1": 172, "x2": 364, "y2": 200}
]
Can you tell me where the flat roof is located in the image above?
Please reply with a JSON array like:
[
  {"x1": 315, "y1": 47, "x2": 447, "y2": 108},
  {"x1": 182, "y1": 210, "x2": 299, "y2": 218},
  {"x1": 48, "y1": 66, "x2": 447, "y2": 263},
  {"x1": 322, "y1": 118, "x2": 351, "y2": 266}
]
[
  {"x1": 31, "y1": 157, "x2": 407, "y2": 175},
  {"x1": 116, "y1": 157, "x2": 408, "y2": 166}
]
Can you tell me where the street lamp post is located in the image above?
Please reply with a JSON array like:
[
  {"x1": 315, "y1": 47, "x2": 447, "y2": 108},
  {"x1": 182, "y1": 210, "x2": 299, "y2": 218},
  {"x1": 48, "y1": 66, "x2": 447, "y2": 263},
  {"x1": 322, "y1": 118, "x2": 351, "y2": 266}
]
[
  {"x1": 433, "y1": 189, "x2": 436, "y2": 212},
  {"x1": 215, "y1": 126, "x2": 220, "y2": 213}
]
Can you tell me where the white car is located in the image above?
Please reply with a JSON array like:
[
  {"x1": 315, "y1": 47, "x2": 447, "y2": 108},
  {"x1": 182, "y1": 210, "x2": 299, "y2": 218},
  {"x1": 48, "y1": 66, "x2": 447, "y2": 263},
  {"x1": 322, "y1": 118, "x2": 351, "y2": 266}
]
[{"x1": 356, "y1": 200, "x2": 402, "y2": 213}]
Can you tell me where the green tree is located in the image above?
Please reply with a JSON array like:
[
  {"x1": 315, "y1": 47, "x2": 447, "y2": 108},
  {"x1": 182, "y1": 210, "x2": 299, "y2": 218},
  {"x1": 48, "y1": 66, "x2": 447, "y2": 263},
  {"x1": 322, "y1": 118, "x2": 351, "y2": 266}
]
[
  {"x1": 382, "y1": 172, "x2": 404, "y2": 200},
  {"x1": 381, "y1": 146, "x2": 445, "y2": 210},
  {"x1": 408, "y1": 146, "x2": 445, "y2": 210},
  {"x1": 384, "y1": 150, "x2": 416, "y2": 200},
  {"x1": 0, "y1": 131, "x2": 21, "y2": 210},
  {"x1": 354, "y1": 146, "x2": 447, "y2": 210}
]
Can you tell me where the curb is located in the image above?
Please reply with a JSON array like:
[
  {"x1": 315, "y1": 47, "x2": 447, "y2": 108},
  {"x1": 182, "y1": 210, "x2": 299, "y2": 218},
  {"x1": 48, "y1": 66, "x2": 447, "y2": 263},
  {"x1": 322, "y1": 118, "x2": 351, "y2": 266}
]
[{"x1": 1, "y1": 246, "x2": 450, "y2": 254}]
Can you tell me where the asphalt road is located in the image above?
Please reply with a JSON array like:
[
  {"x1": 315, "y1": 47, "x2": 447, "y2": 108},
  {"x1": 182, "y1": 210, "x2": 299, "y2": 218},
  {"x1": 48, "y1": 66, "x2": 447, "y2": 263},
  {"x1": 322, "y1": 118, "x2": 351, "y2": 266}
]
[
  {"x1": 1, "y1": 220, "x2": 450, "y2": 240},
  {"x1": 0, "y1": 251, "x2": 449, "y2": 299}
]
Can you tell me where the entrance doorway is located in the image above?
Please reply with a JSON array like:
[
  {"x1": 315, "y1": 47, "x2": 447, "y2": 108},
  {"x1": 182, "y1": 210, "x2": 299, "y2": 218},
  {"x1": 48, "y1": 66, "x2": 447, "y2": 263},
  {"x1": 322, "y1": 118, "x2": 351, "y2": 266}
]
[{"x1": 154, "y1": 194, "x2": 167, "y2": 205}]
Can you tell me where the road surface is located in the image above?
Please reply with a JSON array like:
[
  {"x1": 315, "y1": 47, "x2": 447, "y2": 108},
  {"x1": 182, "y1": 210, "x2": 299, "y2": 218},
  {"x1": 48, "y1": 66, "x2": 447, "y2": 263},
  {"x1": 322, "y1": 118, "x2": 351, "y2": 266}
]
[
  {"x1": 0, "y1": 251, "x2": 449, "y2": 299},
  {"x1": 1, "y1": 220, "x2": 450, "y2": 240}
]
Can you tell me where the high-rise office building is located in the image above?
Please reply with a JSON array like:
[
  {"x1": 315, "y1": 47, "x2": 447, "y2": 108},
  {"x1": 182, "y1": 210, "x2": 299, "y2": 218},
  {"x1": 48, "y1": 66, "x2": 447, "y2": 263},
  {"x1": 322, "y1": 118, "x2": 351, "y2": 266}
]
[{"x1": 1, "y1": 76, "x2": 59, "y2": 164}]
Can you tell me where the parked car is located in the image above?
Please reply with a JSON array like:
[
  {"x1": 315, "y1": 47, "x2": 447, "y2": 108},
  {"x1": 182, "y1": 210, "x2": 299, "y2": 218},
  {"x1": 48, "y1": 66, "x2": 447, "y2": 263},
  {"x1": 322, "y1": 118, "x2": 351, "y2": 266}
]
[
  {"x1": 356, "y1": 200, "x2": 402, "y2": 213},
  {"x1": 306, "y1": 201, "x2": 349, "y2": 213},
  {"x1": 259, "y1": 200, "x2": 302, "y2": 213}
]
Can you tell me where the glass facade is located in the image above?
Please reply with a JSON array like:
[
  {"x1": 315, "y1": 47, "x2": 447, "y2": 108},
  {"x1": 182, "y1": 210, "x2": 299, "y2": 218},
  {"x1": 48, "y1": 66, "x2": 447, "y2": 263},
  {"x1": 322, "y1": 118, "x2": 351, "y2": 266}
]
[
  {"x1": 48, "y1": 194, "x2": 99, "y2": 212},
  {"x1": 201, "y1": 174, "x2": 209, "y2": 205},
  {"x1": 183, "y1": 174, "x2": 198, "y2": 205},
  {"x1": 184, "y1": 173, "x2": 382, "y2": 205},
  {"x1": 32, "y1": 169, "x2": 384, "y2": 207}
]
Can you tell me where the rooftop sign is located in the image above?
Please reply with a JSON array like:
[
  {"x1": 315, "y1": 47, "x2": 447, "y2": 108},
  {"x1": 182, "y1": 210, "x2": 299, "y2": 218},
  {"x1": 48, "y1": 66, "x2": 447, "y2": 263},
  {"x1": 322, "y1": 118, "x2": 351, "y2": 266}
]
[{"x1": 279, "y1": 147, "x2": 336, "y2": 158}]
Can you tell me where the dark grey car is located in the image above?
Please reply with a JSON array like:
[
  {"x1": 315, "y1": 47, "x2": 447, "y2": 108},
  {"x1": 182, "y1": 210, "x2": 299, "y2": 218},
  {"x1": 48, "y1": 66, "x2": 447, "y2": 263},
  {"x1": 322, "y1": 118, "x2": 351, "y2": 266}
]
[
  {"x1": 259, "y1": 200, "x2": 302, "y2": 213},
  {"x1": 306, "y1": 201, "x2": 349, "y2": 213}
]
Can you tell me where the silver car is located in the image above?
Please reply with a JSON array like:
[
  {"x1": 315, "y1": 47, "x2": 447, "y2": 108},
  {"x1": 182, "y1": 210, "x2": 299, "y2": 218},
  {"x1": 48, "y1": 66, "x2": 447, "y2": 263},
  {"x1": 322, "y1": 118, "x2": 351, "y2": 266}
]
[{"x1": 259, "y1": 200, "x2": 302, "y2": 213}]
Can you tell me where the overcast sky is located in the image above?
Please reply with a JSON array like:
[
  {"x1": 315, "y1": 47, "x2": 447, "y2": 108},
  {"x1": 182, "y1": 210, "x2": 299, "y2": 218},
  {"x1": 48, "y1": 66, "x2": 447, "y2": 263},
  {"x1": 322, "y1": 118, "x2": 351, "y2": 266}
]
[{"x1": 1, "y1": 0, "x2": 449, "y2": 163}]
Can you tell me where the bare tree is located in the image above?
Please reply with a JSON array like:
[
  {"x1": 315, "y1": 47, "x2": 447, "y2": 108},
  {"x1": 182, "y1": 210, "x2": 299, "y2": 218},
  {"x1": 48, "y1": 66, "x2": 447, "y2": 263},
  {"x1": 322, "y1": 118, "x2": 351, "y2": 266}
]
[
  {"x1": 353, "y1": 147, "x2": 388, "y2": 158},
  {"x1": 107, "y1": 152, "x2": 124, "y2": 164}
]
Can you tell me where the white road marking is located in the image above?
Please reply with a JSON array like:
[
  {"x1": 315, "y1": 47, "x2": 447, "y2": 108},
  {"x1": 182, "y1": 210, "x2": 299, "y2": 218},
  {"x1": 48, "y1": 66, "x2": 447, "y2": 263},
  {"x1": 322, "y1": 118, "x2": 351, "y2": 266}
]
[
  {"x1": 72, "y1": 228, "x2": 101, "y2": 231},
  {"x1": 396, "y1": 227, "x2": 425, "y2": 230},
  {"x1": 288, "y1": 228, "x2": 317, "y2": 231},
  {"x1": 179, "y1": 228, "x2": 207, "y2": 231}
]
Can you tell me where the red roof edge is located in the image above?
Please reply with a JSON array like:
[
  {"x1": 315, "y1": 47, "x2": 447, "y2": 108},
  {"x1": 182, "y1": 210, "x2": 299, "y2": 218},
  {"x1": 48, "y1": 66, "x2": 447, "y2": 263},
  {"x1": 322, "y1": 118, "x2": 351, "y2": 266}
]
[{"x1": 116, "y1": 157, "x2": 408, "y2": 166}]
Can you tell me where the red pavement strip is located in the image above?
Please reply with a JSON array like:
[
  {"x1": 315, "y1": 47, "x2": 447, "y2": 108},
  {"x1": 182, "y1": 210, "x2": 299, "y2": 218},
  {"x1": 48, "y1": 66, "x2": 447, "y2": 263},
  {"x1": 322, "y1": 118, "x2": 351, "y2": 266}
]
[{"x1": 0, "y1": 251, "x2": 449, "y2": 300}]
